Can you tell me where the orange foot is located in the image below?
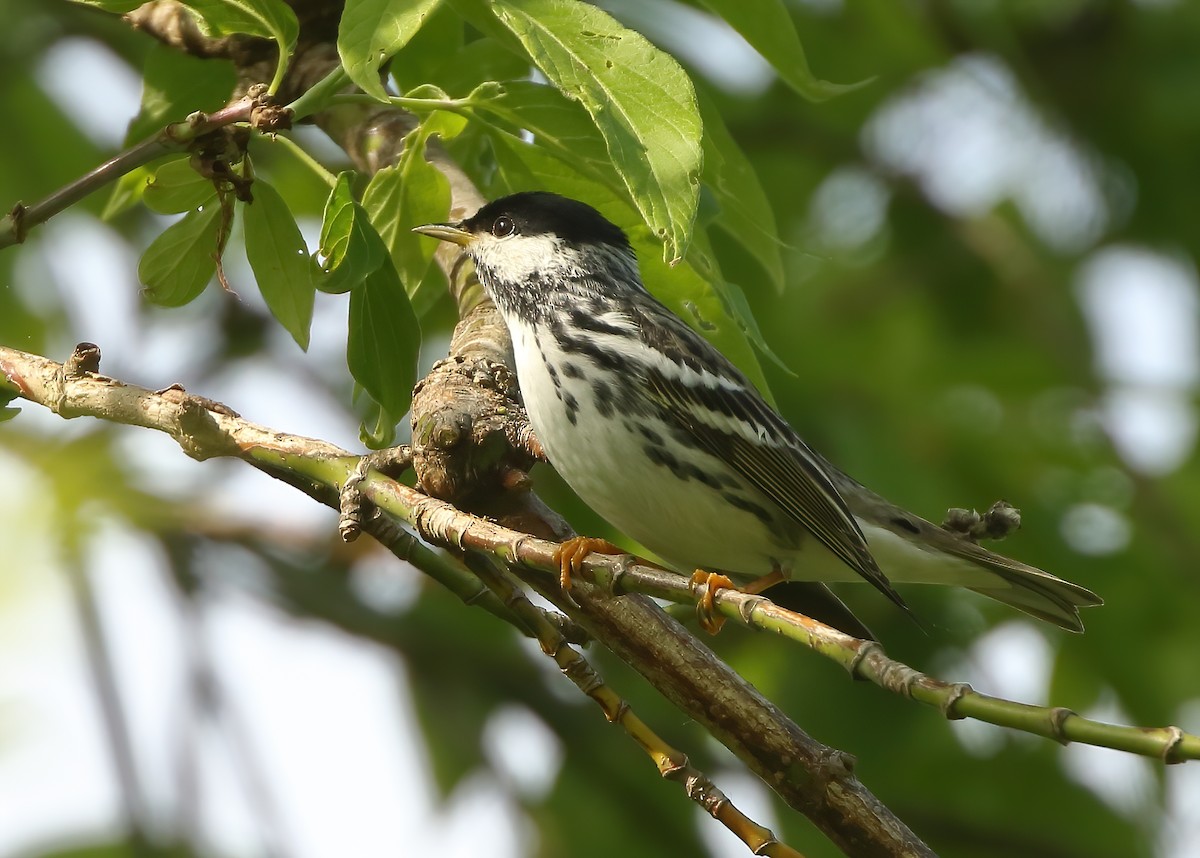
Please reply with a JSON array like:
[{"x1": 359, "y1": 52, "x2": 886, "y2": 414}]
[
  {"x1": 691, "y1": 571, "x2": 736, "y2": 634},
  {"x1": 553, "y1": 537, "x2": 625, "y2": 590},
  {"x1": 690, "y1": 568, "x2": 786, "y2": 634}
]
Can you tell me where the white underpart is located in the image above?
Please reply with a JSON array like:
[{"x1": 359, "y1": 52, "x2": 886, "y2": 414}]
[{"x1": 509, "y1": 318, "x2": 799, "y2": 577}]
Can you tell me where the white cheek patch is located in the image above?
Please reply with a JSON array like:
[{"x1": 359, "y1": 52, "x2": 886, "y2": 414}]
[{"x1": 471, "y1": 234, "x2": 566, "y2": 282}]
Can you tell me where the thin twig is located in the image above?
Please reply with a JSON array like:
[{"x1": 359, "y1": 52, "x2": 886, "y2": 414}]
[
  {"x1": 0, "y1": 88, "x2": 288, "y2": 250},
  {"x1": 462, "y1": 553, "x2": 806, "y2": 858},
  {"x1": 64, "y1": 555, "x2": 153, "y2": 855}
]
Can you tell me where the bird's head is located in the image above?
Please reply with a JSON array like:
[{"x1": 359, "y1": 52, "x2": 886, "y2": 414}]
[{"x1": 413, "y1": 192, "x2": 642, "y2": 318}]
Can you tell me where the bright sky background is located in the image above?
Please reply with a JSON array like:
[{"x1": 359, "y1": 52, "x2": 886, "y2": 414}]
[{"x1": 3, "y1": 9, "x2": 1199, "y2": 858}]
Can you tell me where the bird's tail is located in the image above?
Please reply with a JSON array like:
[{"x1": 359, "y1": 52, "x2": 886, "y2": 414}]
[{"x1": 855, "y1": 514, "x2": 1103, "y2": 631}]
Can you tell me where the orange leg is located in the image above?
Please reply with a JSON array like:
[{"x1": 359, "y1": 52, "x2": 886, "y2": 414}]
[
  {"x1": 553, "y1": 537, "x2": 626, "y2": 590},
  {"x1": 690, "y1": 568, "x2": 786, "y2": 634}
]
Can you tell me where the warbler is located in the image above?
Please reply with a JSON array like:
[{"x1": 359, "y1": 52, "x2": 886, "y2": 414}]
[{"x1": 415, "y1": 192, "x2": 1101, "y2": 636}]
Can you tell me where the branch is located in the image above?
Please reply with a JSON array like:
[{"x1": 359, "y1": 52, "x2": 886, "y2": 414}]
[
  {"x1": 0, "y1": 88, "x2": 290, "y2": 249},
  {"x1": 5, "y1": 346, "x2": 1196, "y2": 765},
  {"x1": 355, "y1": 461, "x2": 1200, "y2": 765},
  {"x1": 1, "y1": 343, "x2": 932, "y2": 857}
]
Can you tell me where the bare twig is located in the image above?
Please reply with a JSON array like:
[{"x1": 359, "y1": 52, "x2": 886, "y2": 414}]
[
  {"x1": 0, "y1": 88, "x2": 289, "y2": 250},
  {"x1": 64, "y1": 556, "x2": 153, "y2": 855}
]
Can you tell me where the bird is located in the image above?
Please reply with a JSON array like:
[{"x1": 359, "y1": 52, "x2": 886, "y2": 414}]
[{"x1": 414, "y1": 191, "x2": 1102, "y2": 638}]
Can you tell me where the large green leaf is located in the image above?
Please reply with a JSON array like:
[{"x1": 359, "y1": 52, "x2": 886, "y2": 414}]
[
  {"x1": 698, "y1": 94, "x2": 785, "y2": 292},
  {"x1": 243, "y1": 179, "x2": 316, "y2": 349},
  {"x1": 488, "y1": 0, "x2": 702, "y2": 263},
  {"x1": 137, "y1": 205, "x2": 223, "y2": 307},
  {"x1": 472, "y1": 80, "x2": 616, "y2": 190},
  {"x1": 469, "y1": 80, "x2": 782, "y2": 293},
  {"x1": 696, "y1": 0, "x2": 872, "y2": 101},
  {"x1": 338, "y1": 0, "x2": 445, "y2": 100},
  {"x1": 317, "y1": 172, "x2": 386, "y2": 295},
  {"x1": 347, "y1": 259, "x2": 421, "y2": 422},
  {"x1": 362, "y1": 126, "x2": 451, "y2": 317},
  {"x1": 98, "y1": 45, "x2": 234, "y2": 218},
  {"x1": 127, "y1": 43, "x2": 238, "y2": 143}
]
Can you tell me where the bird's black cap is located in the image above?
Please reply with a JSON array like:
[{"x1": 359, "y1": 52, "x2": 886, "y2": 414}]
[{"x1": 462, "y1": 191, "x2": 632, "y2": 251}]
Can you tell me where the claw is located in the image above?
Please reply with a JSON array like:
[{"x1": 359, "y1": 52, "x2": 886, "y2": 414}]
[
  {"x1": 691, "y1": 571, "x2": 737, "y2": 634},
  {"x1": 553, "y1": 537, "x2": 625, "y2": 590},
  {"x1": 689, "y1": 568, "x2": 785, "y2": 634}
]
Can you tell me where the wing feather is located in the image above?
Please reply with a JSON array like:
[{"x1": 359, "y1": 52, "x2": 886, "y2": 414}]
[{"x1": 633, "y1": 304, "x2": 908, "y2": 611}]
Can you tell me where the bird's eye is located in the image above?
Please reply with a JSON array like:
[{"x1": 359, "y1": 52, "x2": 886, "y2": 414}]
[{"x1": 491, "y1": 216, "x2": 515, "y2": 237}]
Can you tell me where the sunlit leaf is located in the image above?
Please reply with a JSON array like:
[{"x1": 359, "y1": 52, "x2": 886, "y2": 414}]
[
  {"x1": 488, "y1": 0, "x2": 702, "y2": 263},
  {"x1": 339, "y1": 0, "x2": 445, "y2": 99}
]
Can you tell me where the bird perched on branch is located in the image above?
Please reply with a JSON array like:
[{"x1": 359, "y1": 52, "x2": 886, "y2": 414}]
[{"x1": 415, "y1": 192, "x2": 1101, "y2": 637}]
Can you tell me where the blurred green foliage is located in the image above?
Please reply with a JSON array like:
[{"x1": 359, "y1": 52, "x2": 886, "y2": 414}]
[{"x1": 3, "y1": 0, "x2": 1199, "y2": 856}]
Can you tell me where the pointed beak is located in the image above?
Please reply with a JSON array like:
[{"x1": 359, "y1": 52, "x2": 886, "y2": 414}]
[{"x1": 411, "y1": 222, "x2": 474, "y2": 247}]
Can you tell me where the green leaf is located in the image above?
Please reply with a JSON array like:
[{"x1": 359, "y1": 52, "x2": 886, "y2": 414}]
[
  {"x1": 339, "y1": 0, "x2": 445, "y2": 100},
  {"x1": 473, "y1": 80, "x2": 617, "y2": 188},
  {"x1": 143, "y1": 158, "x2": 218, "y2": 214},
  {"x1": 137, "y1": 205, "x2": 223, "y2": 307},
  {"x1": 101, "y1": 46, "x2": 234, "y2": 218},
  {"x1": 69, "y1": 0, "x2": 143, "y2": 11},
  {"x1": 433, "y1": 37, "x2": 530, "y2": 98},
  {"x1": 356, "y1": 393, "x2": 398, "y2": 448},
  {"x1": 362, "y1": 128, "x2": 451, "y2": 318},
  {"x1": 347, "y1": 259, "x2": 420, "y2": 424},
  {"x1": 101, "y1": 166, "x2": 154, "y2": 220},
  {"x1": 177, "y1": 0, "x2": 299, "y2": 91},
  {"x1": 698, "y1": 94, "x2": 784, "y2": 292},
  {"x1": 387, "y1": 2, "x2": 464, "y2": 93},
  {"x1": 488, "y1": 0, "x2": 702, "y2": 263},
  {"x1": 0, "y1": 407, "x2": 20, "y2": 422},
  {"x1": 243, "y1": 180, "x2": 316, "y2": 349},
  {"x1": 695, "y1": 0, "x2": 872, "y2": 101},
  {"x1": 713, "y1": 276, "x2": 795, "y2": 380},
  {"x1": 317, "y1": 172, "x2": 386, "y2": 294}
]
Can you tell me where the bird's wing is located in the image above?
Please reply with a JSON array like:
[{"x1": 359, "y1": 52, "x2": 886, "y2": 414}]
[{"x1": 634, "y1": 303, "x2": 909, "y2": 612}]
